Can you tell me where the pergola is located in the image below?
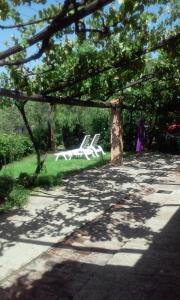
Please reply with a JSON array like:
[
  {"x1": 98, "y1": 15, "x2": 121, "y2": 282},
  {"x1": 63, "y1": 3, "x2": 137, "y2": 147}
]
[{"x1": 0, "y1": 0, "x2": 179, "y2": 168}]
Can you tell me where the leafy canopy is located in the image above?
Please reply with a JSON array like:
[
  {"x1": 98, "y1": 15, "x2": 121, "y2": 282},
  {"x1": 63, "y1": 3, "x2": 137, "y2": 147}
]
[{"x1": 0, "y1": 0, "x2": 179, "y2": 113}]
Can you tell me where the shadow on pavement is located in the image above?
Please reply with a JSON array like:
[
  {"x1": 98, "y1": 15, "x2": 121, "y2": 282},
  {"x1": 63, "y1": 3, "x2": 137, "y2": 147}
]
[
  {"x1": 0, "y1": 152, "x2": 179, "y2": 282},
  {"x1": 0, "y1": 207, "x2": 180, "y2": 300},
  {"x1": 1, "y1": 153, "x2": 177, "y2": 254}
]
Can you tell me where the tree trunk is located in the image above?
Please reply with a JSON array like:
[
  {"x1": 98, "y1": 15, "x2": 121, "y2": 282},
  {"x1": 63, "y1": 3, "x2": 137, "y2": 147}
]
[
  {"x1": 48, "y1": 104, "x2": 56, "y2": 151},
  {"x1": 16, "y1": 103, "x2": 45, "y2": 181},
  {"x1": 111, "y1": 99, "x2": 123, "y2": 165}
]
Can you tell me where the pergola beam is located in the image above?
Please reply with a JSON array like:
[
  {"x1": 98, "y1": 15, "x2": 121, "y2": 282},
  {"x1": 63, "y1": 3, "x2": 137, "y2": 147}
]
[{"x1": 0, "y1": 88, "x2": 124, "y2": 109}]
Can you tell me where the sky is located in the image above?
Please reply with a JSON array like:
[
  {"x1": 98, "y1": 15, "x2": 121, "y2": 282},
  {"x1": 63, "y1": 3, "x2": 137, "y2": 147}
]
[
  {"x1": 0, "y1": 0, "x2": 60, "y2": 49},
  {"x1": 0, "y1": 0, "x2": 63, "y2": 70}
]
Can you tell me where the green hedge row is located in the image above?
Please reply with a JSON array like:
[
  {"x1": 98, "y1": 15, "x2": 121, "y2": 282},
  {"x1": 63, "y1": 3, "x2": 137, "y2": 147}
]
[{"x1": 0, "y1": 133, "x2": 33, "y2": 166}]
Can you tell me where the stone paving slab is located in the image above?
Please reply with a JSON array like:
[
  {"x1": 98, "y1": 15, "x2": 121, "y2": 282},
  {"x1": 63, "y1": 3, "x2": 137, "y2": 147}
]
[
  {"x1": 1, "y1": 183, "x2": 180, "y2": 300},
  {"x1": 0, "y1": 153, "x2": 180, "y2": 299}
]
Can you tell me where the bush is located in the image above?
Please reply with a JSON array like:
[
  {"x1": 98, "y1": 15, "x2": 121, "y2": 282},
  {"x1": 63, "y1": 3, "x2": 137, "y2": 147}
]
[
  {"x1": 8, "y1": 185, "x2": 29, "y2": 207},
  {"x1": 0, "y1": 184, "x2": 29, "y2": 211},
  {"x1": 62, "y1": 124, "x2": 84, "y2": 149},
  {"x1": 159, "y1": 134, "x2": 180, "y2": 154},
  {"x1": 18, "y1": 172, "x2": 33, "y2": 188},
  {"x1": 36, "y1": 173, "x2": 62, "y2": 188},
  {"x1": 0, "y1": 175, "x2": 14, "y2": 203},
  {"x1": 36, "y1": 175, "x2": 54, "y2": 188},
  {"x1": 53, "y1": 172, "x2": 62, "y2": 186},
  {"x1": 0, "y1": 133, "x2": 33, "y2": 166}
]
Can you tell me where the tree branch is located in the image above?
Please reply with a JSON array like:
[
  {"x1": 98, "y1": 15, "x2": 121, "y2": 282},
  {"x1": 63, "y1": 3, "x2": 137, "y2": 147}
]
[
  {"x1": 0, "y1": 16, "x2": 55, "y2": 29},
  {"x1": 0, "y1": 0, "x2": 113, "y2": 66},
  {"x1": 0, "y1": 83, "x2": 178, "y2": 112},
  {"x1": 123, "y1": 73, "x2": 155, "y2": 89},
  {"x1": 1, "y1": 36, "x2": 51, "y2": 66},
  {"x1": 0, "y1": 88, "x2": 123, "y2": 109}
]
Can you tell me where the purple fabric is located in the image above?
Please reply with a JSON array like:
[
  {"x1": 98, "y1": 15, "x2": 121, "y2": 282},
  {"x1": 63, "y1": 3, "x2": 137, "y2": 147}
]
[{"x1": 136, "y1": 120, "x2": 145, "y2": 153}]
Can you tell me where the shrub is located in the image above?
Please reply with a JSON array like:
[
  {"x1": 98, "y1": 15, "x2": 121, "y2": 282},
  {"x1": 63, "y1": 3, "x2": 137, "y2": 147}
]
[
  {"x1": 8, "y1": 185, "x2": 29, "y2": 207},
  {"x1": 0, "y1": 133, "x2": 33, "y2": 166},
  {"x1": 18, "y1": 172, "x2": 33, "y2": 188},
  {"x1": 62, "y1": 124, "x2": 84, "y2": 149},
  {"x1": 36, "y1": 173, "x2": 62, "y2": 188},
  {"x1": 0, "y1": 184, "x2": 29, "y2": 211},
  {"x1": 36, "y1": 175, "x2": 54, "y2": 188},
  {"x1": 53, "y1": 172, "x2": 62, "y2": 186},
  {"x1": 0, "y1": 175, "x2": 14, "y2": 203}
]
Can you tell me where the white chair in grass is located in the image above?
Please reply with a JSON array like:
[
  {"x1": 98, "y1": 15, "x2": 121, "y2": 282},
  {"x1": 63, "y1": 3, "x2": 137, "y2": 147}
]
[
  {"x1": 88, "y1": 134, "x2": 105, "y2": 157},
  {"x1": 55, "y1": 135, "x2": 92, "y2": 160},
  {"x1": 69, "y1": 134, "x2": 95, "y2": 160}
]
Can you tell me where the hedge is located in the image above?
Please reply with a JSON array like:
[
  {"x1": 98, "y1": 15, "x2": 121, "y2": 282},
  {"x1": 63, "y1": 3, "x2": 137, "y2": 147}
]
[{"x1": 0, "y1": 133, "x2": 33, "y2": 167}]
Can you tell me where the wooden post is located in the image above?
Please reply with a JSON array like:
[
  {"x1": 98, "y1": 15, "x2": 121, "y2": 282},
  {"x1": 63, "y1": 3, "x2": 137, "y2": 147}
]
[{"x1": 111, "y1": 99, "x2": 123, "y2": 165}]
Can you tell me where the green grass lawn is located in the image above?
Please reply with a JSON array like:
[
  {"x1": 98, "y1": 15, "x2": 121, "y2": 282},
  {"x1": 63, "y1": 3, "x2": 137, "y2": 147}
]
[
  {"x1": 1, "y1": 152, "x2": 135, "y2": 212},
  {"x1": 0, "y1": 153, "x2": 111, "y2": 180},
  {"x1": 0, "y1": 153, "x2": 111, "y2": 211}
]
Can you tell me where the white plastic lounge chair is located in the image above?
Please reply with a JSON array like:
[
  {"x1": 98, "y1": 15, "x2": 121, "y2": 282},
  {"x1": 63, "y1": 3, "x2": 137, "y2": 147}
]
[
  {"x1": 70, "y1": 134, "x2": 95, "y2": 160},
  {"x1": 88, "y1": 134, "x2": 105, "y2": 157},
  {"x1": 70, "y1": 134, "x2": 105, "y2": 160},
  {"x1": 55, "y1": 135, "x2": 91, "y2": 160}
]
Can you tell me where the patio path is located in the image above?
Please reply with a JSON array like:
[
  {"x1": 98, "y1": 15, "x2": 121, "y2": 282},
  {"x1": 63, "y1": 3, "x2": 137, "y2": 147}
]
[{"x1": 0, "y1": 152, "x2": 180, "y2": 299}]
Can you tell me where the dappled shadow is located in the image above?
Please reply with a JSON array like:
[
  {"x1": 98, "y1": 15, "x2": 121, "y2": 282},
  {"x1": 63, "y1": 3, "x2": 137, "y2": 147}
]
[
  {"x1": 0, "y1": 152, "x2": 179, "y2": 279},
  {"x1": 63, "y1": 194, "x2": 159, "y2": 246},
  {"x1": 125, "y1": 152, "x2": 180, "y2": 172},
  {"x1": 0, "y1": 208, "x2": 180, "y2": 300}
]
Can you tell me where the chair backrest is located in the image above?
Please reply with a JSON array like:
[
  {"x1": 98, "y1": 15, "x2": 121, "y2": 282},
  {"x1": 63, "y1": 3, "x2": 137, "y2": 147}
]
[
  {"x1": 80, "y1": 135, "x2": 91, "y2": 149},
  {"x1": 90, "y1": 134, "x2": 100, "y2": 148}
]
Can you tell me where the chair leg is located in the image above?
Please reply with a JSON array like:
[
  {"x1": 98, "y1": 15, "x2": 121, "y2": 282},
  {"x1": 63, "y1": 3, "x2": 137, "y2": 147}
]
[
  {"x1": 91, "y1": 146, "x2": 99, "y2": 157},
  {"x1": 68, "y1": 151, "x2": 73, "y2": 160},
  {"x1": 82, "y1": 150, "x2": 90, "y2": 160},
  {"x1": 99, "y1": 146, "x2": 105, "y2": 155},
  {"x1": 96, "y1": 151, "x2": 100, "y2": 157},
  {"x1": 92, "y1": 152, "x2": 96, "y2": 158}
]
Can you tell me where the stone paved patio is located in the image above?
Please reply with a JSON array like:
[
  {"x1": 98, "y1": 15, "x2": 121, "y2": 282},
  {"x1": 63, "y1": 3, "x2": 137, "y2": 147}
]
[{"x1": 0, "y1": 152, "x2": 180, "y2": 299}]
